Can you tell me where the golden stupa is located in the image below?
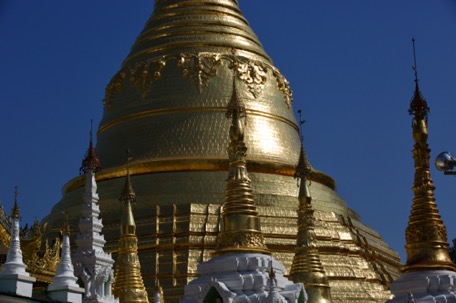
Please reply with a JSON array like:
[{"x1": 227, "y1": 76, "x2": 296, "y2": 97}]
[{"x1": 42, "y1": 1, "x2": 401, "y2": 302}]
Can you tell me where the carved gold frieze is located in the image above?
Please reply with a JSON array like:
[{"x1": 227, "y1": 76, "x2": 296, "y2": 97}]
[
  {"x1": 406, "y1": 222, "x2": 447, "y2": 245},
  {"x1": 231, "y1": 58, "x2": 267, "y2": 98},
  {"x1": 103, "y1": 71, "x2": 126, "y2": 109},
  {"x1": 272, "y1": 69, "x2": 293, "y2": 108},
  {"x1": 215, "y1": 231, "x2": 266, "y2": 252},
  {"x1": 177, "y1": 52, "x2": 221, "y2": 93},
  {"x1": 130, "y1": 59, "x2": 166, "y2": 99},
  {"x1": 102, "y1": 53, "x2": 293, "y2": 109}
]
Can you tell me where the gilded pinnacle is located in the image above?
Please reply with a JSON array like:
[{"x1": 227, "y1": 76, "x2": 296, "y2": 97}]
[
  {"x1": 81, "y1": 130, "x2": 101, "y2": 174},
  {"x1": 408, "y1": 83, "x2": 430, "y2": 121},
  {"x1": 114, "y1": 167, "x2": 149, "y2": 303},
  {"x1": 215, "y1": 79, "x2": 268, "y2": 255},
  {"x1": 120, "y1": 169, "x2": 137, "y2": 236},
  {"x1": 11, "y1": 186, "x2": 20, "y2": 219},
  {"x1": 290, "y1": 144, "x2": 332, "y2": 303},
  {"x1": 120, "y1": 170, "x2": 136, "y2": 204},
  {"x1": 403, "y1": 75, "x2": 455, "y2": 272}
]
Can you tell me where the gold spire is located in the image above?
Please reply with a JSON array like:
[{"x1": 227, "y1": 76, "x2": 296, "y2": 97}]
[
  {"x1": 80, "y1": 122, "x2": 101, "y2": 174},
  {"x1": 403, "y1": 39, "x2": 456, "y2": 272},
  {"x1": 123, "y1": 0, "x2": 270, "y2": 67},
  {"x1": 113, "y1": 155, "x2": 149, "y2": 303},
  {"x1": 215, "y1": 77, "x2": 269, "y2": 255},
  {"x1": 120, "y1": 158, "x2": 137, "y2": 236},
  {"x1": 290, "y1": 132, "x2": 333, "y2": 302},
  {"x1": 11, "y1": 186, "x2": 20, "y2": 219}
]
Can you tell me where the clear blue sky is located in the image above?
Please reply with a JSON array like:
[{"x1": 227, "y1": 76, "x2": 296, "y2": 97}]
[{"x1": 1, "y1": 1, "x2": 456, "y2": 261}]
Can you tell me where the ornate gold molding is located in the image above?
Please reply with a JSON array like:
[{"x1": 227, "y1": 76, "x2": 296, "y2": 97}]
[
  {"x1": 130, "y1": 60, "x2": 166, "y2": 99},
  {"x1": 103, "y1": 71, "x2": 126, "y2": 109},
  {"x1": 102, "y1": 53, "x2": 293, "y2": 110},
  {"x1": 177, "y1": 52, "x2": 221, "y2": 93}
]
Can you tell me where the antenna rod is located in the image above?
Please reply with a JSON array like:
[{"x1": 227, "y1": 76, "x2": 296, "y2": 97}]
[
  {"x1": 412, "y1": 38, "x2": 418, "y2": 83},
  {"x1": 297, "y1": 109, "x2": 305, "y2": 142}
]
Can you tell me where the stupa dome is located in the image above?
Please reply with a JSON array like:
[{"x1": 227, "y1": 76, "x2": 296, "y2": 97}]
[{"x1": 42, "y1": 1, "x2": 401, "y2": 302}]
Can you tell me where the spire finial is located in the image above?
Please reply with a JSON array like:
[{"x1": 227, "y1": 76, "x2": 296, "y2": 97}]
[
  {"x1": 294, "y1": 111, "x2": 312, "y2": 181},
  {"x1": 297, "y1": 109, "x2": 305, "y2": 142},
  {"x1": 408, "y1": 38, "x2": 430, "y2": 120},
  {"x1": 90, "y1": 118, "x2": 93, "y2": 142},
  {"x1": 12, "y1": 186, "x2": 20, "y2": 219},
  {"x1": 412, "y1": 37, "x2": 418, "y2": 84},
  {"x1": 226, "y1": 73, "x2": 246, "y2": 120},
  {"x1": 120, "y1": 150, "x2": 136, "y2": 204},
  {"x1": 81, "y1": 119, "x2": 101, "y2": 174}
]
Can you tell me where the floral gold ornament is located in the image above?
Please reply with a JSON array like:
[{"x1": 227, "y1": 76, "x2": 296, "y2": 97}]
[
  {"x1": 102, "y1": 53, "x2": 293, "y2": 109},
  {"x1": 177, "y1": 53, "x2": 222, "y2": 93}
]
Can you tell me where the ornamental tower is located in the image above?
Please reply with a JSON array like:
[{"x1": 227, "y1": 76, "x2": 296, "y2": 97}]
[
  {"x1": 72, "y1": 134, "x2": 117, "y2": 303},
  {"x1": 0, "y1": 189, "x2": 36, "y2": 298},
  {"x1": 43, "y1": 1, "x2": 401, "y2": 302},
  {"x1": 387, "y1": 39, "x2": 456, "y2": 303},
  {"x1": 113, "y1": 158, "x2": 149, "y2": 303},
  {"x1": 47, "y1": 217, "x2": 84, "y2": 303},
  {"x1": 181, "y1": 82, "x2": 304, "y2": 303},
  {"x1": 289, "y1": 137, "x2": 333, "y2": 303}
]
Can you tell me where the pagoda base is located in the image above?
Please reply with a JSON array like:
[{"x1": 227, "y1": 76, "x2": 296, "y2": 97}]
[
  {"x1": 0, "y1": 273, "x2": 36, "y2": 298},
  {"x1": 48, "y1": 284, "x2": 85, "y2": 303},
  {"x1": 387, "y1": 270, "x2": 456, "y2": 302},
  {"x1": 182, "y1": 253, "x2": 305, "y2": 303}
]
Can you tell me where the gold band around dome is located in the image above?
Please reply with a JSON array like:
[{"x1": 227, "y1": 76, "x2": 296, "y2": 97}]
[
  {"x1": 97, "y1": 107, "x2": 299, "y2": 135},
  {"x1": 62, "y1": 159, "x2": 336, "y2": 194}
]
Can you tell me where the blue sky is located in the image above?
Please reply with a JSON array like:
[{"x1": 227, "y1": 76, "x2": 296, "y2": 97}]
[{"x1": 1, "y1": 1, "x2": 456, "y2": 261}]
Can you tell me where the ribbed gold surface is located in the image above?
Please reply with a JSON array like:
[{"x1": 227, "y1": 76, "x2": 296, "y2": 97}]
[
  {"x1": 41, "y1": 1, "x2": 402, "y2": 302},
  {"x1": 96, "y1": 0, "x2": 297, "y2": 170}
]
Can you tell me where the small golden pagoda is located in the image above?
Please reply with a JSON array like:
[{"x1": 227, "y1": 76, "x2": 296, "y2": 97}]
[
  {"x1": 404, "y1": 80, "x2": 455, "y2": 272},
  {"x1": 290, "y1": 141, "x2": 333, "y2": 303},
  {"x1": 387, "y1": 39, "x2": 456, "y2": 303},
  {"x1": 214, "y1": 78, "x2": 269, "y2": 256},
  {"x1": 113, "y1": 160, "x2": 149, "y2": 303},
  {"x1": 41, "y1": 1, "x2": 401, "y2": 302}
]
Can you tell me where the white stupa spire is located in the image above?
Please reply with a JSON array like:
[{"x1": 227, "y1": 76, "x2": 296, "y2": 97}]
[
  {"x1": 48, "y1": 216, "x2": 84, "y2": 303},
  {"x1": 0, "y1": 187, "x2": 36, "y2": 297},
  {"x1": 72, "y1": 132, "x2": 118, "y2": 303}
]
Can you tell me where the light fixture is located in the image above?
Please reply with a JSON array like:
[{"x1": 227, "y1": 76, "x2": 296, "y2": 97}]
[{"x1": 435, "y1": 152, "x2": 456, "y2": 175}]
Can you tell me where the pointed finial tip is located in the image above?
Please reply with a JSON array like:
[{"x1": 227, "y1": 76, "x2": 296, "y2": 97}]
[
  {"x1": 12, "y1": 186, "x2": 20, "y2": 219},
  {"x1": 81, "y1": 119, "x2": 101, "y2": 174},
  {"x1": 412, "y1": 37, "x2": 419, "y2": 84},
  {"x1": 226, "y1": 73, "x2": 246, "y2": 119},
  {"x1": 408, "y1": 38, "x2": 430, "y2": 118},
  {"x1": 120, "y1": 149, "x2": 136, "y2": 202}
]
